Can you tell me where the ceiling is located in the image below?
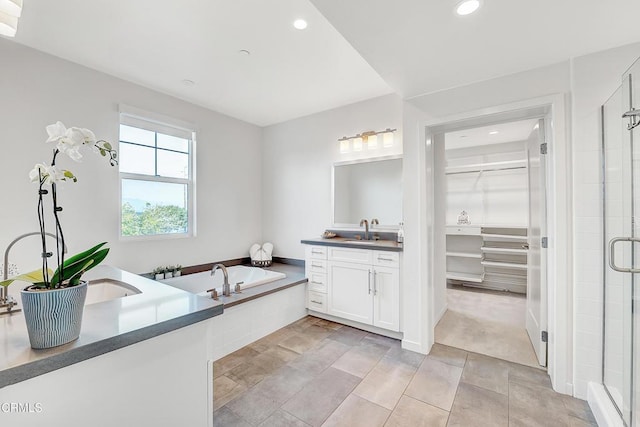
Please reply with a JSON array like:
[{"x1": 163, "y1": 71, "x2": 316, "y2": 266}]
[
  {"x1": 9, "y1": 1, "x2": 640, "y2": 126},
  {"x1": 310, "y1": 0, "x2": 640, "y2": 99},
  {"x1": 11, "y1": 0, "x2": 391, "y2": 126},
  {"x1": 445, "y1": 118, "x2": 539, "y2": 150}
]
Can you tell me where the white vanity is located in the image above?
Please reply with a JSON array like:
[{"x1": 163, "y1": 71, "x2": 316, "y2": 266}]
[{"x1": 302, "y1": 239, "x2": 402, "y2": 336}]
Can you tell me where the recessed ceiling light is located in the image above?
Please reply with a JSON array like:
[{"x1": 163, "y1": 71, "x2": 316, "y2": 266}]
[
  {"x1": 293, "y1": 19, "x2": 308, "y2": 30},
  {"x1": 181, "y1": 79, "x2": 195, "y2": 87},
  {"x1": 489, "y1": 131, "x2": 499, "y2": 135},
  {"x1": 455, "y1": 0, "x2": 481, "y2": 16}
]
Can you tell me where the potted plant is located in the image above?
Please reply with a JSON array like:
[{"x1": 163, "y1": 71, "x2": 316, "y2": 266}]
[
  {"x1": 153, "y1": 267, "x2": 166, "y2": 281},
  {"x1": 0, "y1": 121, "x2": 117, "y2": 349},
  {"x1": 174, "y1": 265, "x2": 182, "y2": 277}
]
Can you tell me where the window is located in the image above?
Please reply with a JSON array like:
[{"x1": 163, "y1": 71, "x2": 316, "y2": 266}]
[{"x1": 119, "y1": 112, "x2": 195, "y2": 238}]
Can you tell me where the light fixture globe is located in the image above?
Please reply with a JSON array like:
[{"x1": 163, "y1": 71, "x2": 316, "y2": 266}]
[
  {"x1": 455, "y1": 0, "x2": 481, "y2": 16},
  {"x1": 293, "y1": 19, "x2": 308, "y2": 30}
]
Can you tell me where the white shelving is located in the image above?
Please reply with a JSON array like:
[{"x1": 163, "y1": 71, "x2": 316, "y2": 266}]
[
  {"x1": 446, "y1": 225, "x2": 528, "y2": 293},
  {"x1": 445, "y1": 159, "x2": 527, "y2": 175}
]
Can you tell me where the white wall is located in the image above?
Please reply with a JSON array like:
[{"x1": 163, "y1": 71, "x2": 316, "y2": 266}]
[
  {"x1": 261, "y1": 94, "x2": 403, "y2": 259},
  {"x1": 0, "y1": 39, "x2": 263, "y2": 278},
  {"x1": 570, "y1": 42, "x2": 640, "y2": 398}
]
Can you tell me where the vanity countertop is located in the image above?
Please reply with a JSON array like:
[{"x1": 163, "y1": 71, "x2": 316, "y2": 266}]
[
  {"x1": 0, "y1": 265, "x2": 224, "y2": 388},
  {"x1": 301, "y1": 237, "x2": 403, "y2": 252}
]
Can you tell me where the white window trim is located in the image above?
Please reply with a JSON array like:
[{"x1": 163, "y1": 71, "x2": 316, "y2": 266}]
[{"x1": 118, "y1": 109, "x2": 196, "y2": 241}]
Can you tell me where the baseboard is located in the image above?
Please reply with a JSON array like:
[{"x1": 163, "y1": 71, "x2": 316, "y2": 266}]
[
  {"x1": 435, "y1": 303, "x2": 448, "y2": 324},
  {"x1": 587, "y1": 382, "x2": 624, "y2": 427},
  {"x1": 307, "y1": 310, "x2": 403, "y2": 340}
]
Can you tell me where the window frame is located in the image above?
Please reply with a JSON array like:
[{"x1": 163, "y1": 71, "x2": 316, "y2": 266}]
[{"x1": 118, "y1": 110, "x2": 196, "y2": 241}]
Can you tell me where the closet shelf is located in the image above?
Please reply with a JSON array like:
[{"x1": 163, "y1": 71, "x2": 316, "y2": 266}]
[
  {"x1": 481, "y1": 247, "x2": 528, "y2": 254},
  {"x1": 445, "y1": 159, "x2": 527, "y2": 175},
  {"x1": 481, "y1": 260, "x2": 528, "y2": 269},
  {"x1": 481, "y1": 233, "x2": 528, "y2": 241},
  {"x1": 446, "y1": 271, "x2": 484, "y2": 283},
  {"x1": 446, "y1": 251, "x2": 482, "y2": 259}
]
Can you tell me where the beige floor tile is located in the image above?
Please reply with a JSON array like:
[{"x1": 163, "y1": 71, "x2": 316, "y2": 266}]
[
  {"x1": 327, "y1": 326, "x2": 368, "y2": 346},
  {"x1": 280, "y1": 332, "x2": 322, "y2": 354},
  {"x1": 225, "y1": 387, "x2": 281, "y2": 425},
  {"x1": 461, "y1": 352, "x2": 510, "y2": 395},
  {"x1": 405, "y1": 358, "x2": 462, "y2": 411},
  {"x1": 427, "y1": 343, "x2": 468, "y2": 368},
  {"x1": 213, "y1": 375, "x2": 247, "y2": 411},
  {"x1": 385, "y1": 395, "x2": 449, "y2": 427},
  {"x1": 213, "y1": 407, "x2": 251, "y2": 427},
  {"x1": 331, "y1": 342, "x2": 388, "y2": 378},
  {"x1": 448, "y1": 382, "x2": 508, "y2": 427},
  {"x1": 353, "y1": 357, "x2": 416, "y2": 409},
  {"x1": 314, "y1": 318, "x2": 344, "y2": 331},
  {"x1": 561, "y1": 395, "x2": 597, "y2": 425},
  {"x1": 258, "y1": 409, "x2": 311, "y2": 427},
  {"x1": 321, "y1": 394, "x2": 390, "y2": 427},
  {"x1": 226, "y1": 352, "x2": 288, "y2": 388},
  {"x1": 385, "y1": 345, "x2": 426, "y2": 368},
  {"x1": 509, "y1": 379, "x2": 569, "y2": 426},
  {"x1": 508, "y1": 362, "x2": 551, "y2": 387},
  {"x1": 288, "y1": 339, "x2": 352, "y2": 375},
  {"x1": 282, "y1": 367, "x2": 361, "y2": 427},
  {"x1": 213, "y1": 346, "x2": 260, "y2": 378}
]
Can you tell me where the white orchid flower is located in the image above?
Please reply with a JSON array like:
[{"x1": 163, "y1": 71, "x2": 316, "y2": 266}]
[
  {"x1": 29, "y1": 163, "x2": 76, "y2": 186},
  {"x1": 45, "y1": 121, "x2": 67, "y2": 144}
]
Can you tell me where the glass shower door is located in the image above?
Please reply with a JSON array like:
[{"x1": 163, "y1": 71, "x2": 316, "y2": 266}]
[{"x1": 602, "y1": 74, "x2": 634, "y2": 425}]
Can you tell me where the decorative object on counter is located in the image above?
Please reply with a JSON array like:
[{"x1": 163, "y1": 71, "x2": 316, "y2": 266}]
[
  {"x1": 173, "y1": 265, "x2": 182, "y2": 277},
  {"x1": 250, "y1": 243, "x2": 273, "y2": 267},
  {"x1": 321, "y1": 231, "x2": 337, "y2": 239},
  {"x1": 0, "y1": 121, "x2": 117, "y2": 348},
  {"x1": 153, "y1": 267, "x2": 166, "y2": 281},
  {"x1": 165, "y1": 265, "x2": 175, "y2": 279},
  {"x1": 397, "y1": 222, "x2": 404, "y2": 243},
  {"x1": 457, "y1": 210, "x2": 471, "y2": 225}
]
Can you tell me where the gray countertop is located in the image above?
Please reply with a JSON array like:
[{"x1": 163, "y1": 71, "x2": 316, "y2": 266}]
[
  {"x1": 301, "y1": 237, "x2": 403, "y2": 252},
  {"x1": 0, "y1": 263, "x2": 306, "y2": 388}
]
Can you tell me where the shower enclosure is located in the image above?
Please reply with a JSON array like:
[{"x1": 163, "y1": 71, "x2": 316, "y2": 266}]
[{"x1": 603, "y1": 59, "x2": 640, "y2": 427}]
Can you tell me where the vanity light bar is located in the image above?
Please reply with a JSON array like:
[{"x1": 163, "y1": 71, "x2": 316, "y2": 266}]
[{"x1": 338, "y1": 128, "x2": 397, "y2": 153}]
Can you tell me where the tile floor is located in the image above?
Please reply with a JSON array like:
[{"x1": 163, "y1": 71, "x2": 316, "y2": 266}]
[
  {"x1": 436, "y1": 286, "x2": 539, "y2": 367},
  {"x1": 213, "y1": 316, "x2": 597, "y2": 426}
]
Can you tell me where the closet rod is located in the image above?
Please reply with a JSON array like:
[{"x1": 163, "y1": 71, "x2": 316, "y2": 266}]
[{"x1": 445, "y1": 165, "x2": 526, "y2": 176}]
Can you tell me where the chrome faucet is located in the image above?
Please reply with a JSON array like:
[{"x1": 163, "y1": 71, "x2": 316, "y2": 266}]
[
  {"x1": 371, "y1": 218, "x2": 379, "y2": 228},
  {"x1": 1, "y1": 232, "x2": 67, "y2": 315},
  {"x1": 211, "y1": 263, "x2": 231, "y2": 297},
  {"x1": 360, "y1": 219, "x2": 369, "y2": 240}
]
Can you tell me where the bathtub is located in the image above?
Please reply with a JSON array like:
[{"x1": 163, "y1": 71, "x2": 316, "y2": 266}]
[{"x1": 162, "y1": 265, "x2": 286, "y2": 296}]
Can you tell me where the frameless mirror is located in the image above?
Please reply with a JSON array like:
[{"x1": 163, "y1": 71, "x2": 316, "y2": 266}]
[{"x1": 333, "y1": 157, "x2": 403, "y2": 227}]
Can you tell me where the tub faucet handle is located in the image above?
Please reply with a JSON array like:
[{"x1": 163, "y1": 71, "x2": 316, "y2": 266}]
[
  {"x1": 206, "y1": 288, "x2": 219, "y2": 300},
  {"x1": 234, "y1": 282, "x2": 243, "y2": 293}
]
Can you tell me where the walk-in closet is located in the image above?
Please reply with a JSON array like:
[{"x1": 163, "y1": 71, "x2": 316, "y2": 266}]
[{"x1": 434, "y1": 118, "x2": 546, "y2": 368}]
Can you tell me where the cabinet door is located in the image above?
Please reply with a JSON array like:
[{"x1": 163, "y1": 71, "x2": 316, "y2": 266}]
[
  {"x1": 327, "y1": 261, "x2": 373, "y2": 324},
  {"x1": 372, "y1": 266, "x2": 400, "y2": 331}
]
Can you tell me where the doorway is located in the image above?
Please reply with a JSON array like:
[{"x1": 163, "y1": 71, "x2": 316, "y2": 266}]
[{"x1": 432, "y1": 117, "x2": 547, "y2": 368}]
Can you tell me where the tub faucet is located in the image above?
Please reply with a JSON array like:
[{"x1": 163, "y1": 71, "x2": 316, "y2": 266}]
[
  {"x1": 360, "y1": 219, "x2": 369, "y2": 240},
  {"x1": 211, "y1": 263, "x2": 231, "y2": 297},
  {"x1": 1, "y1": 232, "x2": 67, "y2": 315}
]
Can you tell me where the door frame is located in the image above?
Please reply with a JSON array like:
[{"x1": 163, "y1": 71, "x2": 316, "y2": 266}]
[{"x1": 420, "y1": 93, "x2": 571, "y2": 395}]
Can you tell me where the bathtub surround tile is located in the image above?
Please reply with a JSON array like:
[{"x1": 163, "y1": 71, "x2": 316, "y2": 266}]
[
  {"x1": 460, "y1": 352, "x2": 510, "y2": 395},
  {"x1": 385, "y1": 395, "x2": 449, "y2": 427},
  {"x1": 214, "y1": 347, "x2": 260, "y2": 378},
  {"x1": 281, "y1": 367, "x2": 360, "y2": 427},
  {"x1": 447, "y1": 383, "x2": 508, "y2": 427},
  {"x1": 258, "y1": 409, "x2": 310, "y2": 427},
  {"x1": 326, "y1": 326, "x2": 368, "y2": 346},
  {"x1": 427, "y1": 343, "x2": 468, "y2": 368},
  {"x1": 213, "y1": 375, "x2": 247, "y2": 411},
  {"x1": 331, "y1": 341, "x2": 388, "y2": 378},
  {"x1": 352, "y1": 356, "x2": 416, "y2": 410},
  {"x1": 404, "y1": 357, "x2": 462, "y2": 411},
  {"x1": 213, "y1": 407, "x2": 252, "y2": 427},
  {"x1": 320, "y1": 394, "x2": 390, "y2": 427}
]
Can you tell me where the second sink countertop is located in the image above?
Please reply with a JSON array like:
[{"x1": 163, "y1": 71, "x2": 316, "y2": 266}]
[{"x1": 300, "y1": 237, "x2": 403, "y2": 252}]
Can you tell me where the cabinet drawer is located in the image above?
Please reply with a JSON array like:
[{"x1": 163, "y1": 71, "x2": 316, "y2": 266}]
[
  {"x1": 307, "y1": 259, "x2": 327, "y2": 273},
  {"x1": 328, "y1": 247, "x2": 372, "y2": 264},
  {"x1": 307, "y1": 272, "x2": 327, "y2": 293},
  {"x1": 307, "y1": 291, "x2": 327, "y2": 313},
  {"x1": 373, "y1": 251, "x2": 400, "y2": 267},
  {"x1": 305, "y1": 245, "x2": 328, "y2": 260},
  {"x1": 446, "y1": 226, "x2": 481, "y2": 235}
]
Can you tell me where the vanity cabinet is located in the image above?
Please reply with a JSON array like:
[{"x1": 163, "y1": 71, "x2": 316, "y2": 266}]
[{"x1": 305, "y1": 244, "x2": 400, "y2": 332}]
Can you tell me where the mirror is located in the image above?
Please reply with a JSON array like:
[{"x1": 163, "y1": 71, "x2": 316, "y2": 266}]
[{"x1": 333, "y1": 157, "x2": 403, "y2": 227}]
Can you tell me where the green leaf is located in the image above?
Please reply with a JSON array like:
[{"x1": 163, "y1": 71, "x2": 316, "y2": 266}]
[
  {"x1": 0, "y1": 269, "x2": 53, "y2": 288},
  {"x1": 51, "y1": 248, "x2": 109, "y2": 287},
  {"x1": 99, "y1": 149, "x2": 106, "y2": 157},
  {"x1": 103, "y1": 142, "x2": 112, "y2": 150},
  {"x1": 50, "y1": 243, "x2": 107, "y2": 286}
]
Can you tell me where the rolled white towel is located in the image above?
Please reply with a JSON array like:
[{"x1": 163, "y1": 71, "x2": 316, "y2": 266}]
[
  {"x1": 262, "y1": 242, "x2": 273, "y2": 259},
  {"x1": 249, "y1": 243, "x2": 261, "y2": 259}
]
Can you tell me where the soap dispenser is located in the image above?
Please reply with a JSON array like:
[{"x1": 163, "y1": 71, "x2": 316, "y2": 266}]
[{"x1": 397, "y1": 222, "x2": 404, "y2": 243}]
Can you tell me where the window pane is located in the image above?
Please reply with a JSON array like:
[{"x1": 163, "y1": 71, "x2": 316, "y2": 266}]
[
  {"x1": 120, "y1": 124, "x2": 155, "y2": 147},
  {"x1": 119, "y1": 143, "x2": 156, "y2": 176},
  {"x1": 157, "y1": 150, "x2": 189, "y2": 179},
  {"x1": 157, "y1": 133, "x2": 189, "y2": 153},
  {"x1": 121, "y1": 179, "x2": 188, "y2": 236}
]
